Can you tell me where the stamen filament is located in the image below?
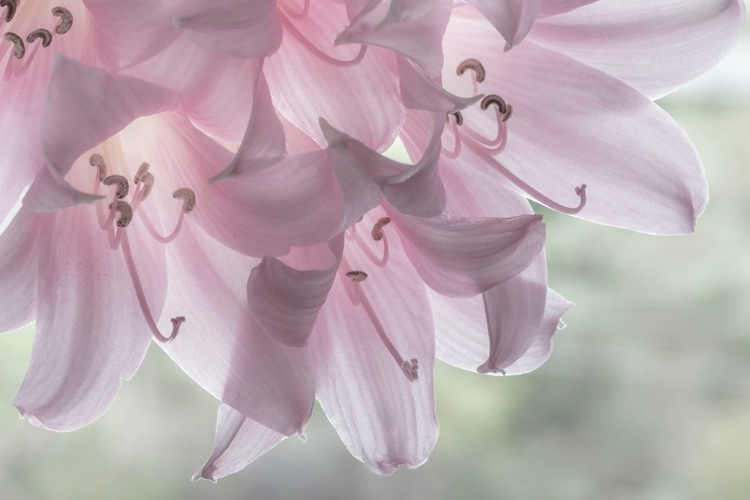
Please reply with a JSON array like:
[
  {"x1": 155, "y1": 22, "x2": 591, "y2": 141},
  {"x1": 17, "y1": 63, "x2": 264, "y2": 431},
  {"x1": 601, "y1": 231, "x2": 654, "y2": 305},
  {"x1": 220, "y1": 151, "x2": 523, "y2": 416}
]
[
  {"x1": 140, "y1": 211, "x2": 185, "y2": 244},
  {"x1": 279, "y1": 12, "x2": 367, "y2": 67},
  {"x1": 353, "y1": 230, "x2": 389, "y2": 267},
  {"x1": 464, "y1": 135, "x2": 587, "y2": 215},
  {"x1": 120, "y1": 231, "x2": 183, "y2": 343},
  {"x1": 442, "y1": 115, "x2": 462, "y2": 159}
]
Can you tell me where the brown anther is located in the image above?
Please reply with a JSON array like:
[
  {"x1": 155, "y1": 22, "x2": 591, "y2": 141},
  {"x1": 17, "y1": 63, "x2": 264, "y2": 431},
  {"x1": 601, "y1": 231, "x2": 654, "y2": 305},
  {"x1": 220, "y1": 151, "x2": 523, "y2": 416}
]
[
  {"x1": 140, "y1": 172, "x2": 155, "y2": 200},
  {"x1": 134, "y1": 162, "x2": 150, "y2": 184},
  {"x1": 52, "y1": 6, "x2": 74, "y2": 35},
  {"x1": 109, "y1": 200, "x2": 134, "y2": 228},
  {"x1": 456, "y1": 58, "x2": 486, "y2": 83},
  {"x1": 4, "y1": 32, "x2": 24, "y2": 59},
  {"x1": 481, "y1": 94, "x2": 513, "y2": 122},
  {"x1": 103, "y1": 175, "x2": 130, "y2": 199},
  {"x1": 26, "y1": 29, "x2": 52, "y2": 48},
  {"x1": 448, "y1": 111, "x2": 463, "y2": 126},
  {"x1": 371, "y1": 217, "x2": 391, "y2": 241},
  {"x1": 345, "y1": 270, "x2": 368, "y2": 283},
  {"x1": 172, "y1": 187, "x2": 196, "y2": 213},
  {"x1": 89, "y1": 154, "x2": 108, "y2": 181},
  {"x1": 1, "y1": 0, "x2": 18, "y2": 23}
]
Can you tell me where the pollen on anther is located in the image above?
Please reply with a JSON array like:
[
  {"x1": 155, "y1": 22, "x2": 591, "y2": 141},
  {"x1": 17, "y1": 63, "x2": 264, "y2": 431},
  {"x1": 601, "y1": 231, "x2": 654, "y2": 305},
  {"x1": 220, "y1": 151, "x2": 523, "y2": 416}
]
[
  {"x1": 447, "y1": 111, "x2": 463, "y2": 126},
  {"x1": 89, "y1": 154, "x2": 107, "y2": 181},
  {"x1": 52, "y1": 6, "x2": 74, "y2": 35},
  {"x1": 457, "y1": 58, "x2": 486, "y2": 83},
  {"x1": 109, "y1": 200, "x2": 134, "y2": 228},
  {"x1": 27, "y1": 29, "x2": 52, "y2": 48},
  {"x1": 134, "y1": 162, "x2": 150, "y2": 184},
  {"x1": 371, "y1": 217, "x2": 391, "y2": 241},
  {"x1": 481, "y1": 94, "x2": 513, "y2": 121},
  {"x1": 345, "y1": 270, "x2": 368, "y2": 283},
  {"x1": 173, "y1": 187, "x2": 196, "y2": 213},
  {"x1": 103, "y1": 175, "x2": 130, "y2": 199},
  {"x1": 2, "y1": 0, "x2": 19, "y2": 23},
  {"x1": 4, "y1": 32, "x2": 25, "y2": 59},
  {"x1": 140, "y1": 173, "x2": 155, "y2": 200}
]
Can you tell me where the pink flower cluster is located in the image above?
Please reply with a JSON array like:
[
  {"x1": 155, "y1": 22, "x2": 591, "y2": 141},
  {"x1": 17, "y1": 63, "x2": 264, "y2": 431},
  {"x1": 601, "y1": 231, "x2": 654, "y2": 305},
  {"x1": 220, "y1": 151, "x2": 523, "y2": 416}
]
[{"x1": 0, "y1": 0, "x2": 744, "y2": 478}]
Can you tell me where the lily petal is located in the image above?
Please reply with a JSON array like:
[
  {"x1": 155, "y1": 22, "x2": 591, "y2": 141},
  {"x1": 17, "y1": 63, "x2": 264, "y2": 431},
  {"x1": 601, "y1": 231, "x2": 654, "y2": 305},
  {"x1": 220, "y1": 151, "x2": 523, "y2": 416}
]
[
  {"x1": 13, "y1": 205, "x2": 161, "y2": 431},
  {"x1": 193, "y1": 404, "x2": 285, "y2": 482},
  {"x1": 311, "y1": 217, "x2": 438, "y2": 475},
  {"x1": 531, "y1": 0, "x2": 747, "y2": 99},
  {"x1": 463, "y1": 0, "x2": 541, "y2": 50}
]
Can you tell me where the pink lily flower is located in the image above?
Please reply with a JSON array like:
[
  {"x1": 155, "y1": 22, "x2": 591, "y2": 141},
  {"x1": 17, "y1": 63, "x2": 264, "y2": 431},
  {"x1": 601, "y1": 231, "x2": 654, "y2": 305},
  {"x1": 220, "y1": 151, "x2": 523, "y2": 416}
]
[{"x1": 333, "y1": 0, "x2": 745, "y2": 234}]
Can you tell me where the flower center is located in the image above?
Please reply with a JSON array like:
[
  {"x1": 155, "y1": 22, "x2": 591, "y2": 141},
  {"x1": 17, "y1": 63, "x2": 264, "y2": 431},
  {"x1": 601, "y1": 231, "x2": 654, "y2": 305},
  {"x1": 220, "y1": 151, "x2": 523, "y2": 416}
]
[
  {"x1": 2, "y1": 2, "x2": 73, "y2": 74},
  {"x1": 90, "y1": 153, "x2": 197, "y2": 344},
  {"x1": 343, "y1": 216, "x2": 418, "y2": 383}
]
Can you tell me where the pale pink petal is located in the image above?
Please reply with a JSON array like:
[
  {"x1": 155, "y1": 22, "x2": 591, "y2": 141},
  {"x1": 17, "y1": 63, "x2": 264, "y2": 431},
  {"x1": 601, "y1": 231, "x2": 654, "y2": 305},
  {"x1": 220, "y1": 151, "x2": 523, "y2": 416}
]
[
  {"x1": 443, "y1": 14, "x2": 709, "y2": 234},
  {"x1": 388, "y1": 210, "x2": 546, "y2": 297},
  {"x1": 24, "y1": 57, "x2": 179, "y2": 212},
  {"x1": 193, "y1": 404, "x2": 285, "y2": 482},
  {"x1": 136, "y1": 113, "x2": 343, "y2": 257},
  {"x1": 477, "y1": 255, "x2": 547, "y2": 373},
  {"x1": 211, "y1": 69, "x2": 288, "y2": 181},
  {"x1": 159, "y1": 223, "x2": 315, "y2": 435},
  {"x1": 431, "y1": 287, "x2": 572, "y2": 375},
  {"x1": 13, "y1": 204, "x2": 162, "y2": 431},
  {"x1": 173, "y1": 0, "x2": 282, "y2": 58},
  {"x1": 267, "y1": 0, "x2": 404, "y2": 150},
  {"x1": 83, "y1": 0, "x2": 182, "y2": 70},
  {"x1": 322, "y1": 117, "x2": 446, "y2": 222},
  {"x1": 310, "y1": 220, "x2": 438, "y2": 475},
  {"x1": 463, "y1": 0, "x2": 541, "y2": 50},
  {"x1": 247, "y1": 237, "x2": 344, "y2": 348},
  {"x1": 0, "y1": 209, "x2": 42, "y2": 333},
  {"x1": 123, "y1": 37, "x2": 264, "y2": 142},
  {"x1": 538, "y1": 0, "x2": 597, "y2": 17},
  {"x1": 336, "y1": 0, "x2": 453, "y2": 76},
  {"x1": 531, "y1": 0, "x2": 747, "y2": 99},
  {"x1": 397, "y1": 55, "x2": 482, "y2": 113}
]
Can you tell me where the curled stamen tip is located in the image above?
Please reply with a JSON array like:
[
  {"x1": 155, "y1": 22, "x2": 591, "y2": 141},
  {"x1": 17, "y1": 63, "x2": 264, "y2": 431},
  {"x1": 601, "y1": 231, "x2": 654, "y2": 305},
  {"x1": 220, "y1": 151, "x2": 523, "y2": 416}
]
[
  {"x1": 173, "y1": 187, "x2": 196, "y2": 213},
  {"x1": 401, "y1": 358, "x2": 419, "y2": 382},
  {"x1": 134, "y1": 162, "x2": 150, "y2": 184},
  {"x1": 371, "y1": 217, "x2": 391, "y2": 241},
  {"x1": 109, "y1": 200, "x2": 134, "y2": 228},
  {"x1": 52, "y1": 6, "x2": 74, "y2": 35},
  {"x1": 575, "y1": 184, "x2": 588, "y2": 207},
  {"x1": 457, "y1": 58, "x2": 486, "y2": 83},
  {"x1": 345, "y1": 270, "x2": 368, "y2": 283},
  {"x1": 167, "y1": 316, "x2": 186, "y2": 342},
  {"x1": 27, "y1": 29, "x2": 52, "y2": 48},
  {"x1": 447, "y1": 111, "x2": 463, "y2": 126},
  {"x1": 2, "y1": 0, "x2": 18, "y2": 22},
  {"x1": 481, "y1": 94, "x2": 510, "y2": 114},
  {"x1": 89, "y1": 154, "x2": 107, "y2": 181},
  {"x1": 140, "y1": 173, "x2": 155, "y2": 200},
  {"x1": 103, "y1": 175, "x2": 130, "y2": 199},
  {"x1": 4, "y1": 32, "x2": 25, "y2": 59}
]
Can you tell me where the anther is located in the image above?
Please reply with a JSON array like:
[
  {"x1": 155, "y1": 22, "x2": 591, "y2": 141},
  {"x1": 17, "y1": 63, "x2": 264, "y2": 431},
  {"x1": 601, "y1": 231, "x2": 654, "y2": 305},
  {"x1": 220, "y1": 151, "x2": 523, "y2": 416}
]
[
  {"x1": 52, "y1": 6, "x2": 73, "y2": 35},
  {"x1": 401, "y1": 359, "x2": 419, "y2": 382},
  {"x1": 4, "y1": 32, "x2": 24, "y2": 59},
  {"x1": 457, "y1": 58, "x2": 486, "y2": 83},
  {"x1": 109, "y1": 200, "x2": 134, "y2": 228},
  {"x1": 481, "y1": 94, "x2": 513, "y2": 122},
  {"x1": 103, "y1": 174, "x2": 130, "y2": 199},
  {"x1": 172, "y1": 187, "x2": 196, "y2": 213},
  {"x1": 140, "y1": 173, "x2": 155, "y2": 200},
  {"x1": 133, "y1": 162, "x2": 150, "y2": 184},
  {"x1": 345, "y1": 270, "x2": 368, "y2": 283},
  {"x1": 371, "y1": 217, "x2": 391, "y2": 241},
  {"x1": 1, "y1": 0, "x2": 18, "y2": 23},
  {"x1": 26, "y1": 29, "x2": 52, "y2": 48},
  {"x1": 89, "y1": 154, "x2": 108, "y2": 181},
  {"x1": 447, "y1": 111, "x2": 463, "y2": 126}
]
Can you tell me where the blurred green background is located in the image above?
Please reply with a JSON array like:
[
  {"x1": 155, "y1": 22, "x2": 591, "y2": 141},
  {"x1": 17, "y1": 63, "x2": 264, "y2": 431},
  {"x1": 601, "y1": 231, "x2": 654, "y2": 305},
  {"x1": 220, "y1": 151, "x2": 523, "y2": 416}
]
[{"x1": 1, "y1": 9, "x2": 748, "y2": 500}]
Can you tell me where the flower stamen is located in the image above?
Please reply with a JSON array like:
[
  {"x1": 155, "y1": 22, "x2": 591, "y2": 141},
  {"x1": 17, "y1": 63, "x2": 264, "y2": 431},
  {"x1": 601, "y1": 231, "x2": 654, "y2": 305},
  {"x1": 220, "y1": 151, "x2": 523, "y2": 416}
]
[
  {"x1": 1, "y1": 0, "x2": 18, "y2": 23},
  {"x1": 345, "y1": 271, "x2": 419, "y2": 383},
  {"x1": 442, "y1": 112, "x2": 463, "y2": 159},
  {"x1": 90, "y1": 153, "x2": 108, "y2": 181},
  {"x1": 26, "y1": 29, "x2": 52, "y2": 48},
  {"x1": 4, "y1": 32, "x2": 24, "y2": 59},
  {"x1": 457, "y1": 58, "x2": 485, "y2": 96},
  {"x1": 120, "y1": 230, "x2": 184, "y2": 344},
  {"x1": 52, "y1": 6, "x2": 73, "y2": 35},
  {"x1": 141, "y1": 188, "x2": 196, "y2": 245},
  {"x1": 103, "y1": 174, "x2": 130, "y2": 199}
]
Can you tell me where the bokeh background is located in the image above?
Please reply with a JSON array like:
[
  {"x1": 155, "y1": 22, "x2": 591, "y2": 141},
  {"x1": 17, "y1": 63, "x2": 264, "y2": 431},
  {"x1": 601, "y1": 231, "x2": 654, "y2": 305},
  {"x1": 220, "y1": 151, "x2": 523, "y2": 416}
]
[{"x1": 1, "y1": 7, "x2": 748, "y2": 500}]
